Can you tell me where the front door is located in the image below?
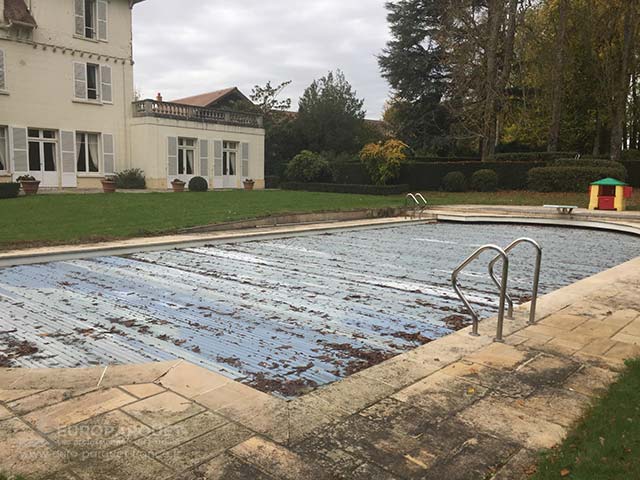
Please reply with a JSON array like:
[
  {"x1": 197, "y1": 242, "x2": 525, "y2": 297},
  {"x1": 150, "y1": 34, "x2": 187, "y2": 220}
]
[
  {"x1": 222, "y1": 141, "x2": 238, "y2": 188},
  {"x1": 176, "y1": 137, "x2": 197, "y2": 184},
  {"x1": 28, "y1": 129, "x2": 59, "y2": 187}
]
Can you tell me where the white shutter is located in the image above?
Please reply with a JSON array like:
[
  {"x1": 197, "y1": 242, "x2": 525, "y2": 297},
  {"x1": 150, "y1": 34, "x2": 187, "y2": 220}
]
[
  {"x1": 100, "y1": 65, "x2": 112, "y2": 103},
  {"x1": 199, "y1": 139, "x2": 209, "y2": 178},
  {"x1": 213, "y1": 140, "x2": 222, "y2": 177},
  {"x1": 73, "y1": 62, "x2": 87, "y2": 100},
  {"x1": 11, "y1": 127, "x2": 28, "y2": 175},
  {"x1": 60, "y1": 131, "x2": 77, "y2": 187},
  {"x1": 102, "y1": 133, "x2": 115, "y2": 174},
  {"x1": 0, "y1": 49, "x2": 6, "y2": 91},
  {"x1": 241, "y1": 142, "x2": 249, "y2": 178},
  {"x1": 97, "y1": 0, "x2": 108, "y2": 41},
  {"x1": 168, "y1": 137, "x2": 178, "y2": 178},
  {"x1": 74, "y1": 0, "x2": 85, "y2": 36}
]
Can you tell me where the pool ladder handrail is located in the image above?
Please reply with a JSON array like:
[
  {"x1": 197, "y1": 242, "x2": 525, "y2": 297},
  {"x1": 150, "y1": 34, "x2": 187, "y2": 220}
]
[
  {"x1": 488, "y1": 238, "x2": 542, "y2": 325},
  {"x1": 405, "y1": 193, "x2": 428, "y2": 219},
  {"x1": 451, "y1": 244, "x2": 510, "y2": 342}
]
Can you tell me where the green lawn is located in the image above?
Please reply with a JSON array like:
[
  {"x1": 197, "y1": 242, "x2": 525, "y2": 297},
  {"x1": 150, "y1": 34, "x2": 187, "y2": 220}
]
[
  {"x1": 0, "y1": 189, "x2": 634, "y2": 250},
  {"x1": 533, "y1": 359, "x2": 640, "y2": 479}
]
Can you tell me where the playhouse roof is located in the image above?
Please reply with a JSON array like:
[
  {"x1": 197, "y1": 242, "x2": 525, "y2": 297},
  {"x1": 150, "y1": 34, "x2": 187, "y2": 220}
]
[{"x1": 591, "y1": 177, "x2": 628, "y2": 186}]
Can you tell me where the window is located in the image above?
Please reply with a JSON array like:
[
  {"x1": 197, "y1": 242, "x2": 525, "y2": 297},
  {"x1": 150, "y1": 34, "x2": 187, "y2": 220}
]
[
  {"x1": 223, "y1": 141, "x2": 238, "y2": 176},
  {"x1": 86, "y1": 64, "x2": 99, "y2": 100},
  {"x1": 178, "y1": 138, "x2": 196, "y2": 175},
  {"x1": 0, "y1": 127, "x2": 7, "y2": 171},
  {"x1": 84, "y1": 0, "x2": 96, "y2": 39},
  {"x1": 0, "y1": 49, "x2": 6, "y2": 92},
  {"x1": 28, "y1": 129, "x2": 57, "y2": 173},
  {"x1": 76, "y1": 133, "x2": 100, "y2": 173}
]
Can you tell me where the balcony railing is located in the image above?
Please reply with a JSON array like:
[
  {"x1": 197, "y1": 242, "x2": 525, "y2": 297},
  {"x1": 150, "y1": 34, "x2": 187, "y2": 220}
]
[{"x1": 132, "y1": 100, "x2": 263, "y2": 128}]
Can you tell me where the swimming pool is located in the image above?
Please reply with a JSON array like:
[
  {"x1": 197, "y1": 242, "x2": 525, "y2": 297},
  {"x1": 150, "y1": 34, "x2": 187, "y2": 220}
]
[{"x1": 0, "y1": 223, "x2": 638, "y2": 397}]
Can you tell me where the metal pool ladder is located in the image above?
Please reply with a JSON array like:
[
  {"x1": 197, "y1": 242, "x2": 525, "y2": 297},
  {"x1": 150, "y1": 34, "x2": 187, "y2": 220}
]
[
  {"x1": 406, "y1": 193, "x2": 428, "y2": 219},
  {"x1": 488, "y1": 238, "x2": 542, "y2": 325},
  {"x1": 452, "y1": 245, "x2": 510, "y2": 342}
]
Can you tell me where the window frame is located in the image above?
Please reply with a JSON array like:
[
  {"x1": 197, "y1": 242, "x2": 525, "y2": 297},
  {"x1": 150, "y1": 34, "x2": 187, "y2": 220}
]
[
  {"x1": 76, "y1": 132, "x2": 101, "y2": 176},
  {"x1": 84, "y1": 0, "x2": 97, "y2": 40},
  {"x1": 177, "y1": 137, "x2": 196, "y2": 176},
  {"x1": 222, "y1": 141, "x2": 239, "y2": 177},
  {"x1": 86, "y1": 63, "x2": 100, "y2": 101},
  {"x1": 27, "y1": 129, "x2": 58, "y2": 173},
  {"x1": 0, "y1": 126, "x2": 8, "y2": 173},
  {"x1": 0, "y1": 48, "x2": 7, "y2": 93}
]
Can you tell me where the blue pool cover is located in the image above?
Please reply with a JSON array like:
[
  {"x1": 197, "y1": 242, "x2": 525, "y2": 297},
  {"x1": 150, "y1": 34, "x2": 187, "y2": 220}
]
[{"x1": 0, "y1": 223, "x2": 637, "y2": 397}]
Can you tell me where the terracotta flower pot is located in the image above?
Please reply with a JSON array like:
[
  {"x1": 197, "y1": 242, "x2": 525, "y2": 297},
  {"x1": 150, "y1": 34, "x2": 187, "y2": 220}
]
[
  {"x1": 20, "y1": 180, "x2": 41, "y2": 196},
  {"x1": 243, "y1": 181, "x2": 255, "y2": 191},
  {"x1": 171, "y1": 180, "x2": 186, "y2": 192},
  {"x1": 101, "y1": 179, "x2": 117, "y2": 194}
]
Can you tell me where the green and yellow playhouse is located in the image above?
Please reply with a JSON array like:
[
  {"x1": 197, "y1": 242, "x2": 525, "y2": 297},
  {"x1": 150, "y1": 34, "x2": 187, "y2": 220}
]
[{"x1": 588, "y1": 178, "x2": 633, "y2": 211}]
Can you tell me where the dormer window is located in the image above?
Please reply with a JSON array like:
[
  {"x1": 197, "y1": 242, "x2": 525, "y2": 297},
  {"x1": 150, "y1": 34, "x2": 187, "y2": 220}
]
[{"x1": 75, "y1": 0, "x2": 107, "y2": 41}]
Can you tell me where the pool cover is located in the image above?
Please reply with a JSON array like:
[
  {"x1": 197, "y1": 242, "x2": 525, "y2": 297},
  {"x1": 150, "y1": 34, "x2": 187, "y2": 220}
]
[{"x1": 0, "y1": 223, "x2": 637, "y2": 397}]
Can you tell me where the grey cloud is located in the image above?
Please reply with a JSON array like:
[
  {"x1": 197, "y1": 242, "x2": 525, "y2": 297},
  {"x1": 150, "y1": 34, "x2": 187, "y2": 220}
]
[{"x1": 132, "y1": 0, "x2": 391, "y2": 117}]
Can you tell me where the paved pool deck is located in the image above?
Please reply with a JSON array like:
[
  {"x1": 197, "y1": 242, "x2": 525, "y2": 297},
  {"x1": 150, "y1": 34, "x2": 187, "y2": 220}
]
[{"x1": 1, "y1": 207, "x2": 639, "y2": 479}]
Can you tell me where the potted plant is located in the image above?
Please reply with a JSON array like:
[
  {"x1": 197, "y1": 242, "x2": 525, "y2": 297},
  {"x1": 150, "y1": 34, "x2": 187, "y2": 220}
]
[
  {"x1": 171, "y1": 178, "x2": 186, "y2": 192},
  {"x1": 101, "y1": 175, "x2": 117, "y2": 193},
  {"x1": 243, "y1": 178, "x2": 255, "y2": 191},
  {"x1": 17, "y1": 175, "x2": 41, "y2": 196}
]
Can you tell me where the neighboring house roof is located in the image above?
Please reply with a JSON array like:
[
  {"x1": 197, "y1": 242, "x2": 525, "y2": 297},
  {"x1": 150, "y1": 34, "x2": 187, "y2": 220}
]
[
  {"x1": 171, "y1": 87, "x2": 252, "y2": 108},
  {"x1": 4, "y1": 0, "x2": 37, "y2": 28}
]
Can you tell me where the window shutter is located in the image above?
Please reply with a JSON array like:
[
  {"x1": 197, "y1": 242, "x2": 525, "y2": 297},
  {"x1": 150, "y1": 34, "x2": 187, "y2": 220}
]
[
  {"x1": 60, "y1": 131, "x2": 77, "y2": 187},
  {"x1": 73, "y1": 62, "x2": 87, "y2": 100},
  {"x1": 199, "y1": 139, "x2": 209, "y2": 177},
  {"x1": 241, "y1": 142, "x2": 249, "y2": 178},
  {"x1": 97, "y1": 0, "x2": 108, "y2": 41},
  {"x1": 11, "y1": 127, "x2": 28, "y2": 174},
  {"x1": 74, "y1": 0, "x2": 85, "y2": 36},
  {"x1": 100, "y1": 65, "x2": 112, "y2": 103},
  {"x1": 102, "y1": 133, "x2": 115, "y2": 174},
  {"x1": 213, "y1": 140, "x2": 223, "y2": 177},
  {"x1": 168, "y1": 137, "x2": 178, "y2": 177},
  {"x1": 0, "y1": 49, "x2": 6, "y2": 91}
]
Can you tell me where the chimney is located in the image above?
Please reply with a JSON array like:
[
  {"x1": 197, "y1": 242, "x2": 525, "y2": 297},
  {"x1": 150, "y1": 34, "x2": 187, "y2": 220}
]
[{"x1": 156, "y1": 92, "x2": 163, "y2": 102}]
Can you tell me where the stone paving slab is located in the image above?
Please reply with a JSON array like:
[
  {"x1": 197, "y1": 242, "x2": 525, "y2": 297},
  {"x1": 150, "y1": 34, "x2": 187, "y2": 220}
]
[{"x1": 0, "y1": 226, "x2": 639, "y2": 478}]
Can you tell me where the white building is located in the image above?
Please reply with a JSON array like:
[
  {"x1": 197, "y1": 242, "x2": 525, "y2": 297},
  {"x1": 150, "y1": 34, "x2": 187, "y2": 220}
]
[{"x1": 0, "y1": 0, "x2": 265, "y2": 190}]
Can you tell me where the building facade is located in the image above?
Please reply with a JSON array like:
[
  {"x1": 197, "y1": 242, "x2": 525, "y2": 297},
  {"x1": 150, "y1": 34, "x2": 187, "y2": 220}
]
[{"x1": 0, "y1": 0, "x2": 265, "y2": 190}]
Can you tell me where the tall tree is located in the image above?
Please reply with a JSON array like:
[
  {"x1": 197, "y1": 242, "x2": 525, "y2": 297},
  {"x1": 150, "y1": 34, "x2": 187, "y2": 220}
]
[
  {"x1": 297, "y1": 70, "x2": 366, "y2": 153},
  {"x1": 547, "y1": 0, "x2": 569, "y2": 152}
]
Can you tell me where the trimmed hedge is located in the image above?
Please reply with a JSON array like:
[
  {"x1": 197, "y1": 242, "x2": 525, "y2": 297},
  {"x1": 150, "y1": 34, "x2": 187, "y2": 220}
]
[
  {"x1": 330, "y1": 161, "x2": 372, "y2": 184},
  {"x1": 412, "y1": 156, "x2": 481, "y2": 163},
  {"x1": 622, "y1": 161, "x2": 640, "y2": 187},
  {"x1": 280, "y1": 182, "x2": 409, "y2": 195},
  {"x1": 553, "y1": 158, "x2": 625, "y2": 169},
  {"x1": 622, "y1": 149, "x2": 640, "y2": 161},
  {"x1": 470, "y1": 169, "x2": 499, "y2": 192},
  {"x1": 491, "y1": 151, "x2": 578, "y2": 162},
  {"x1": 528, "y1": 165, "x2": 628, "y2": 192},
  {"x1": 188, "y1": 176, "x2": 209, "y2": 192},
  {"x1": 442, "y1": 172, "x2": 467, "y2": 192},
  {"x1": 0, "y1": 183, "x2": 20, "y2": 199},
  {"x1": 265, "y1": 176, "x2": 280, "y2": 189}
]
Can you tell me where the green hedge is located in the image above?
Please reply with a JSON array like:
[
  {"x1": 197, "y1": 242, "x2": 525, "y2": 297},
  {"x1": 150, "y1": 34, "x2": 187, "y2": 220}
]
[
  {"x1": 553, "y1": 158, "x2": 625, "y2": 169},
  {"x1": 0, "y1": 183, "x2": 20, "y2": 199},
  {"x1": 528, "y1": 165, "x2": 628, "y2": 192},
  {"x1": 280, "y1": 182, "x2": 409, "y2": 195},
  {"x1": 265, "y1": 176, "x2": 280, "y2": 189},
  {"x1": 412, "y1": 156, "x2": 481, "y2": 163},
  {"x1": 398, "y1": 161, "x2": 545, "y2": 190},
  {"x1": 330, "y1": 162, "x2": 372, "y2": 184},
  {"x1": 491, "y1": 151, "x2": 578, "y2": 162},
  {"x1": 622, "y1": 161, "x2": 640, "y2": 187}
]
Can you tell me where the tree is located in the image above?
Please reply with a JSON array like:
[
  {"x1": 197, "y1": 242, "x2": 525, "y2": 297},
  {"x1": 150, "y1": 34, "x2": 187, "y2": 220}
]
[
  {"x1": 297, "y1": 70, "x2": 366, "y2": 153},
  {"x1": 547, "y1": 0, "x2": 569, "y2": 152}
]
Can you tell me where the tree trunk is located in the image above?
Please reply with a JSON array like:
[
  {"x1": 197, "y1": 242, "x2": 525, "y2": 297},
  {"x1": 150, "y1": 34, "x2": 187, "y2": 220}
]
[
  {"x1": 632, "y1": 72, "x2": 639, "y2": 150},
  {"x1": 481, "y1": 0, "x2": 506, "y2": 161},
  {"x1": 593, "y1": 110, "x2": 601, "y2": 156},
  {"x1": 547, "y1": 0, "x2": 569, "y2": 153},
  {"x1": 610, "y1": 3, "x2": 637, "y2": 161}
]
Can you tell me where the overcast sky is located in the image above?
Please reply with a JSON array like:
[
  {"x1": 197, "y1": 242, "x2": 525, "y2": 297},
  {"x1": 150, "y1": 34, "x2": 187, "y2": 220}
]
[{"x1": 132, "y1": 0, "x2": 391, "y2": 118}]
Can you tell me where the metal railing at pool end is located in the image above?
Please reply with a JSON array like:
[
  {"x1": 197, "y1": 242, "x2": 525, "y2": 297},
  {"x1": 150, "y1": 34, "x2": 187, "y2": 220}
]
[
  {"x1": 488, "y1": 238, "x2": 542, "y2": 325},
  {"x1": 451, "y1": 244, "x2": 510, "y2": 342},
  {"x1": 405, "y1": 193, "x2": 428, "y2": 219}
]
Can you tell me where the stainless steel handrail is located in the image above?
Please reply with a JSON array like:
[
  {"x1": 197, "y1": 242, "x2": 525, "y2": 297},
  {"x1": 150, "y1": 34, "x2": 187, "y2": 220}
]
[
  {"x1": 415, "y1": 193, "x2": 427, "y2": 206},
  {"x1": 405, "y1": 193, "x2": 426, "y2": 219},
  {"x1": 488, "y1": 238, "x2": 542, "y2": 325},
  {"x1": 452, "y1": 245, "x2": 510, "y2": 342}
]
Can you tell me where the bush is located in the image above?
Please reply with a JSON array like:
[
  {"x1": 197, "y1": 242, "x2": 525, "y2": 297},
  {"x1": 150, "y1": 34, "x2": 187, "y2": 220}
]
[
  {"x1": 265, "y1": 176, "x2": 280, "y2": 189},
  {"x1": 622, "y1": 149, "x2": 640, "y2": 161},
  {"x1": 491, "y1": 151, "x2": 578, "y2": 162},
  {"x1": 360, "y1": 139, "x2": 408, "y2": 185},
  {"x1": 470, "y1": 169, "x2": 499, "y2": 191},
  {"x1": 188, "y1": 176, "x2": 209, "y2": 192},
  {"x1": 0, "y1": 183, "x2": 20, "y2": 199},
  {"x1": 285, "y1": 151, "x2": 332, "y2": 183},
  {"x1": 442, "y1": 171, "x2": 467, "y2": 192},
  {"x1": 528, "y1": 165, "x2": 628, "y2": 192},
  {"x1": 115, "y1": 168, "x2": 146, "y2": 189},
  {"x1": 553, "y1": 158, "x2": 625, "y2": 169},
  {"x1": 280, "y1": 182, "x2": 409, "y2": 195}
]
